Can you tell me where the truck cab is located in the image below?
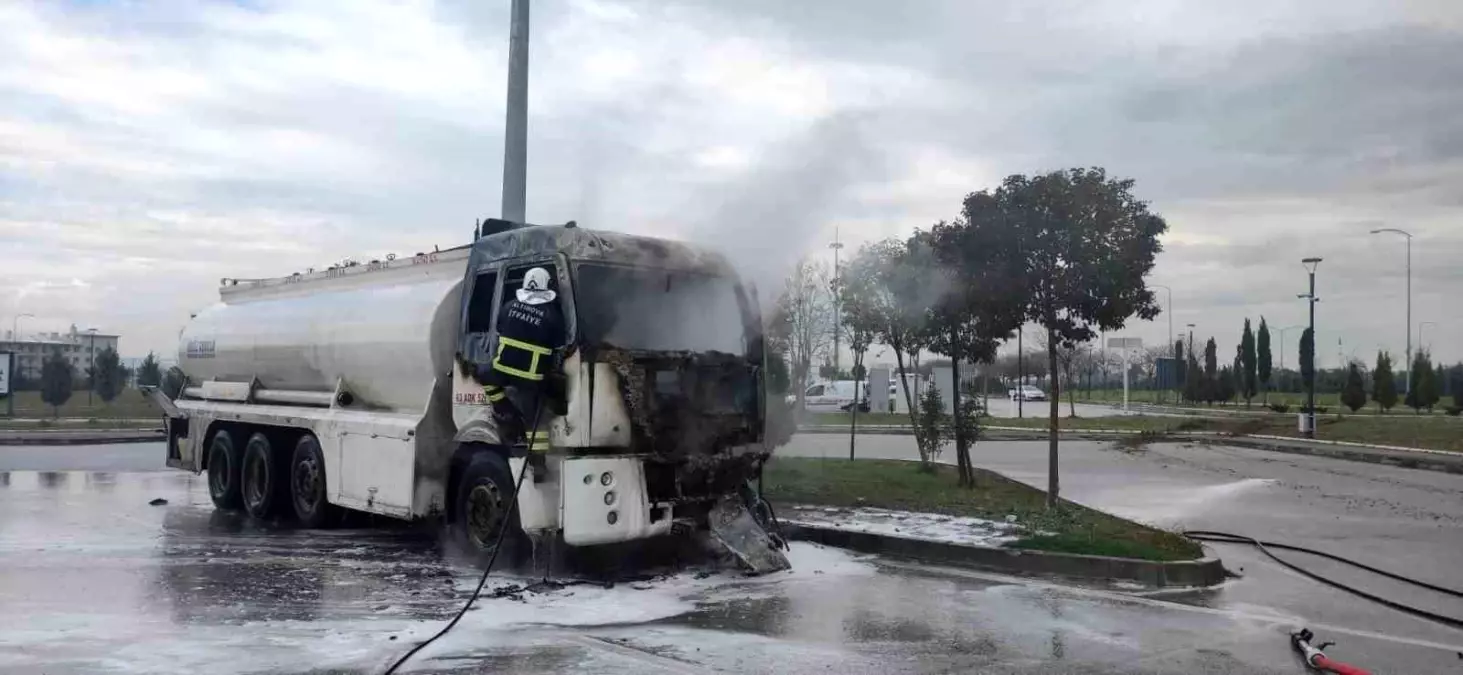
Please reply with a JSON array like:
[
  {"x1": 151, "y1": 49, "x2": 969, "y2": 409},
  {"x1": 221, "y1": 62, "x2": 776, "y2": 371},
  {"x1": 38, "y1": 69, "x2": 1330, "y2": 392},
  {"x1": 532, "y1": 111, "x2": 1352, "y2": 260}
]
[{"x1": 446, "y1": 222, "x2": 774, "y2": 562}]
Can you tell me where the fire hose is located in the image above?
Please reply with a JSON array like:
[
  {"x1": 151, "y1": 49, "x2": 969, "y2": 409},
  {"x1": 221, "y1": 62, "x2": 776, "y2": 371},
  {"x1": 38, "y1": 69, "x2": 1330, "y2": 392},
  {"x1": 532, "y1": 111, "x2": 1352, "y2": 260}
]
[
  {"x1": 1185, "y1": 531, "x2": 1463, "y2": 674},
  {"x1": 1291, "y1": 629, "x2": 1371, "y2": 675}
]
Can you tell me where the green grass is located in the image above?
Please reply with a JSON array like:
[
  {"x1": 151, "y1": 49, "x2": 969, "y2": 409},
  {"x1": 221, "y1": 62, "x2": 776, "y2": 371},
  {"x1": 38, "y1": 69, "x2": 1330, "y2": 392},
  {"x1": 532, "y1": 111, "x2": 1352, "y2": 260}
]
[
  {"x1": 1, "y1": 389, "x2": 161, "y2": 419},
  {"x1": 763, "y1": 457, "x2": 1203, "y2": 562}
]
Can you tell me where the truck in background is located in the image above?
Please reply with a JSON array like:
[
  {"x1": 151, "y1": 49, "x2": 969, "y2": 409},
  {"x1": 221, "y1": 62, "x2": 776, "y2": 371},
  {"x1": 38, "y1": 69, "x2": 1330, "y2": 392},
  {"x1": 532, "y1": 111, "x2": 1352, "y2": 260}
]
[{"x1": 148, "y1": 219, "x2": 789, "y2": 574}]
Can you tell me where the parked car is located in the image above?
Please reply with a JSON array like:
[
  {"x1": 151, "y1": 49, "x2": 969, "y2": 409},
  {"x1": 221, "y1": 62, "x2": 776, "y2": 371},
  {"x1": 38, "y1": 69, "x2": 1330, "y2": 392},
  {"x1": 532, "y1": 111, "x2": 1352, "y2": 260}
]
[{"x1": 1007, "y1": 385, "x2": 1047, "y2": 401}]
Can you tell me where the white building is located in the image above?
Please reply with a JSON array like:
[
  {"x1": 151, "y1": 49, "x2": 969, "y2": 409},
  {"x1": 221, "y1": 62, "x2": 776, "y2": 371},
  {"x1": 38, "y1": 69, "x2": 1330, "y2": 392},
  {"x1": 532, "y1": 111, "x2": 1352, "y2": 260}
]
[{"x1": 0, "y1": 325, "x2": 121, "y2": 382}]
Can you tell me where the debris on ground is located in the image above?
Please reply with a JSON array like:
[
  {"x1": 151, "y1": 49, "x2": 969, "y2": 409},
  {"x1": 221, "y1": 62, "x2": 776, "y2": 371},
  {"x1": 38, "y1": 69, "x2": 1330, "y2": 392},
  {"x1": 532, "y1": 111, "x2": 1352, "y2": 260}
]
[{"x1": 149, "y1": 498, "x2": 168, "y2": 506}]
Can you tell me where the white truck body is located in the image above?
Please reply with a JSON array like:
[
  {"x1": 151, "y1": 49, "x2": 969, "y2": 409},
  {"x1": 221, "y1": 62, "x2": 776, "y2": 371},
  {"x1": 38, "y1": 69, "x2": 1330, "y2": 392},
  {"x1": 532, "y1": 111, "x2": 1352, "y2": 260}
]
[{"x1": 159, "y1": 222, "x2": 782, "y2": 565}]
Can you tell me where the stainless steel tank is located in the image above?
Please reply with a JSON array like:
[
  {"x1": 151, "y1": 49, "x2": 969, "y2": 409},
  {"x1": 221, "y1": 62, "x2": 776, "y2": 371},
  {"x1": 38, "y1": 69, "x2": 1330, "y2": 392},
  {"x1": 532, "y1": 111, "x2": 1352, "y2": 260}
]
[{"x1": 177, "y1": 251, "x2": 469, "y2": 414}]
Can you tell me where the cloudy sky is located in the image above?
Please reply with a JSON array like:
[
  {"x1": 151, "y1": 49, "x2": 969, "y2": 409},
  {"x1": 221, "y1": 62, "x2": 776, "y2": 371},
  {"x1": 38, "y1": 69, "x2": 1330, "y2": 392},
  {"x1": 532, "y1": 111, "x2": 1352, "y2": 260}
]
[{"x1": 4, "y1": 0, "x2": 1460, "y2": 368}]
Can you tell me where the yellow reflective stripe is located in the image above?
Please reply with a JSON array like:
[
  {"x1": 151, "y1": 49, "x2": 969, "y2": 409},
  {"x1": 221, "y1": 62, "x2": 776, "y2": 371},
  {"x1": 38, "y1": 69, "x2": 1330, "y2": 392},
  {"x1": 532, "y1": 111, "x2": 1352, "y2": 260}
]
[
  {"x1": 486, "y1": 392, "x2": 506, "y2": 402},
  {"x1": 492, "y1": 361, "x2": 543, "y2": 381},
  {"x1": 499, "y1": 336, "x2": 552, "y2": 356},
  {"x1": 492, "y1": 337, "x2": 550, "y2": 382}
]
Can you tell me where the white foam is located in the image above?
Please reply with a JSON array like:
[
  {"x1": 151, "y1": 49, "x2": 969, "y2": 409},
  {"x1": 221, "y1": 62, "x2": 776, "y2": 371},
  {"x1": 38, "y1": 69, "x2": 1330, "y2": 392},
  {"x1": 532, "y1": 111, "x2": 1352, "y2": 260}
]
[{"x1": 783, "y1": 505, "x2": 1024, "y2": 548}]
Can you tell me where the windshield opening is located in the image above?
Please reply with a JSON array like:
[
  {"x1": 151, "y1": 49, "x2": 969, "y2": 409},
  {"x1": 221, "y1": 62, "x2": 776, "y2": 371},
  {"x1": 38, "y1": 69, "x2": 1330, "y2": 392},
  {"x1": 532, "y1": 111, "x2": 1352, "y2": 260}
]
[{"x1": 574, "y1": 263, "x2": 748, "y2": 354}]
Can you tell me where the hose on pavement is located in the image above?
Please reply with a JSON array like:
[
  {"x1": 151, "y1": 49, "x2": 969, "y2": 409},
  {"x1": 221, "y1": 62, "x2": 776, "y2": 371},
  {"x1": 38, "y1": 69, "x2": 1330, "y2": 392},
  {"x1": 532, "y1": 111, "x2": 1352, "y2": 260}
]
[
  {"x1": 1183, "y1": 530, "x2": 1463, "y2": 630},
  {"x1": 381, "y1": 402, "x2": 543, "y2": 674}
]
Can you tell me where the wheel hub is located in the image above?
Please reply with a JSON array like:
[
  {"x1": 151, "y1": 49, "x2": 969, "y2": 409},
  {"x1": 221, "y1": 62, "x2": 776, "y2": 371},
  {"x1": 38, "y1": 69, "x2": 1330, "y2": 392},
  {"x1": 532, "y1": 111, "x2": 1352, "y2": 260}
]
[
  {"x1": 294, "y1": 458, "x2": 321, "y2": 511},
  {"x1": 466, "y1": 483, "x2": 505, "y2": 549}
]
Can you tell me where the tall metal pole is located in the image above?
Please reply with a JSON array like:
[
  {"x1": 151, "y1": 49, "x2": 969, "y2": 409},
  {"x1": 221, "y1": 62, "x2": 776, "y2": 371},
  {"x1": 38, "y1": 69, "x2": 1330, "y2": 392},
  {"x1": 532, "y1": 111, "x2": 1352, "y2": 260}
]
[
  {"x1": 500, "y1": 0, "x2": 530, "y2": 223},
  {"x1": 1371, "y1": 228, "x2": 1412, "y2": 395},
  {"x1": 1301, "y1": 258, "x2": 1322, "y2": 438},
  {"x1": 1306, "y1": 271, "x2": 1315, "y2": 437}
]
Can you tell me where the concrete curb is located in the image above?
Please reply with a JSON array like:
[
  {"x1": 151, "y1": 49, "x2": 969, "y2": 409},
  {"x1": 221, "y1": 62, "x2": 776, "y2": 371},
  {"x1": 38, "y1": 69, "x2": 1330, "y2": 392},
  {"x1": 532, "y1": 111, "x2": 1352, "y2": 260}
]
[
  {"x1": 796, "y1": 425, "x2": 1463, "y2": 474},
  {"x1": 0, "y1": 428, "x2": 164, "y2": 445},
  {"x1": 781, "y1": 523, "x2": 1225, "y2": 589}
]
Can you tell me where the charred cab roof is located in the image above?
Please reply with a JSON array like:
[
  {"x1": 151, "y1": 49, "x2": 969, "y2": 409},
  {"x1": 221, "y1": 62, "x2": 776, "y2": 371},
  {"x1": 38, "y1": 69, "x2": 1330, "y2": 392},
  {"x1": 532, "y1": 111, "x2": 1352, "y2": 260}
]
[{"x1": 471, "y1": 220, "x2": 737, "y2": 276}]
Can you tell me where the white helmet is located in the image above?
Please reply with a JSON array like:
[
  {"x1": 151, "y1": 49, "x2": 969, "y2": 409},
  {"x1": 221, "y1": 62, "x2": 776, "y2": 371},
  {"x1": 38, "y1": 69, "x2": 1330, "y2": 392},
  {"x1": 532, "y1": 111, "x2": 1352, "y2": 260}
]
[{"x1": 516, "y1": 267, "x2": 557, "y2": 305}]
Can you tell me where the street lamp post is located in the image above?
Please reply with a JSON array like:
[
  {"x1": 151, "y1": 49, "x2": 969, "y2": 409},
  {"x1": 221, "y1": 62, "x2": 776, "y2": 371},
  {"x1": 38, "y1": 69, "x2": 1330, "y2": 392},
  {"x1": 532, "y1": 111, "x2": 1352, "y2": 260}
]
[
  {"x1": 1300, "y1": 258, "x2": 1323, "y2": 438},
  {"x1": 1153, "y1": 285, "x2": 1174, "y2": 401},
  {"x1": 1370, "y1": 228, "x2": 1412, "y2": 395}
]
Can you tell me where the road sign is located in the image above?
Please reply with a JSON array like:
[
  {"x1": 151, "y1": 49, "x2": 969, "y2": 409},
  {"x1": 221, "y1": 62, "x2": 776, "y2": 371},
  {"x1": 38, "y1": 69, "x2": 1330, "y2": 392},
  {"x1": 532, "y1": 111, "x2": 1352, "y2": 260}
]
[
  {"x1": 1106, "y1": 337, "x2": 1143, "y2": 350},
  {"x1": 0, "y1": 351, "x2": 11, "y2": 396}
]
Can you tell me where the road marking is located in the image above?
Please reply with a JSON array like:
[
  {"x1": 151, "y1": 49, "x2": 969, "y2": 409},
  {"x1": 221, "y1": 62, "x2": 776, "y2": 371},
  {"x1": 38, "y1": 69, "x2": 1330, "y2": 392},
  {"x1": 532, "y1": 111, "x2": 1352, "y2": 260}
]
[{"x1": 875, "y1": 559, "x2": 1463, "y2": 653}]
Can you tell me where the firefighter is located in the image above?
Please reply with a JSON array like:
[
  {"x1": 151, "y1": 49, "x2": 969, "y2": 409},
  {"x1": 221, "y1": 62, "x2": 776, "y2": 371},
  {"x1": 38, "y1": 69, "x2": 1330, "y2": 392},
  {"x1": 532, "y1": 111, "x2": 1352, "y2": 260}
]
[{"x1": 479, "y1": 266, "x2": 565, "y2": 482}]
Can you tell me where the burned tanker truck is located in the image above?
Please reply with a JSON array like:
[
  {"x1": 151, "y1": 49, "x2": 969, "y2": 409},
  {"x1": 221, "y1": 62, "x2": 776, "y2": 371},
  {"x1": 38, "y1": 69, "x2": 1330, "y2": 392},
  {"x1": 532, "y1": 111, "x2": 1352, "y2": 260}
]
[{"x1": 149, "y1": 219, "x2": 789, "y2": 574}]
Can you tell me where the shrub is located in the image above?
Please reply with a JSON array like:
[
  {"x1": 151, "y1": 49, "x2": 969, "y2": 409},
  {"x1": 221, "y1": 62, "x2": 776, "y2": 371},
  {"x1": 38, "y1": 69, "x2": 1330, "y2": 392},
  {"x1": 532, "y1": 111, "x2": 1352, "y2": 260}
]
[
  {"x1": 1446, "y1": 406, "x2": 1462, "y2": 417},
  {"x1": 1267, "y1": 403, "x2": 1290, "y2": 413}
]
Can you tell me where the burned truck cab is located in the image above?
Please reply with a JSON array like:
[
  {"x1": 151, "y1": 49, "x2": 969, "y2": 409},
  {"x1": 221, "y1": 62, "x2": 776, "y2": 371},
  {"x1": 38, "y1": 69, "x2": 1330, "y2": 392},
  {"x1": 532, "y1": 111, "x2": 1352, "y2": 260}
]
[{"x1": 451, "y1": 220, "x2": 776, "y2": 563}]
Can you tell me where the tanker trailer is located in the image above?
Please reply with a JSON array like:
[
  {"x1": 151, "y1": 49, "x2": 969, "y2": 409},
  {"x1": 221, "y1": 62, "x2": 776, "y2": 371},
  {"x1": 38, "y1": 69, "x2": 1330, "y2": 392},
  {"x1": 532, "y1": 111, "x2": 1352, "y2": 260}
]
[{"x1": 148, "y1": 219, "x2": 789, "y2": 574}]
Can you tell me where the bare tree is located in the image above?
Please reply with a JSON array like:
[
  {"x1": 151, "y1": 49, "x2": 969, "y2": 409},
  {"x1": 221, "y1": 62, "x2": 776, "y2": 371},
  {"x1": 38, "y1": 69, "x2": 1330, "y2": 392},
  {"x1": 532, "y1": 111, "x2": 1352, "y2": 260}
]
[{"x1": 773, "y1": 257, "x2": 835, "y2": 410}]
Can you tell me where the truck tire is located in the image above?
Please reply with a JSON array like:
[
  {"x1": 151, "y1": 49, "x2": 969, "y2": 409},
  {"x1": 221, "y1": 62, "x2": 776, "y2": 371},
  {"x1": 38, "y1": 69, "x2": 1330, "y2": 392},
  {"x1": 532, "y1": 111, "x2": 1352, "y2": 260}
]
[
  {"x1": 453, "y1": 451, "x2": 520, "y2": 557},
  {"x1": 290, "y1": 434, "x2": 340, "y2": 528},
  {"x1": 241, "y1": 432, "x2": 286, "y2": 519},
  {"x1": 207, "y1": 429, "x2": 243, "y2": 510}
]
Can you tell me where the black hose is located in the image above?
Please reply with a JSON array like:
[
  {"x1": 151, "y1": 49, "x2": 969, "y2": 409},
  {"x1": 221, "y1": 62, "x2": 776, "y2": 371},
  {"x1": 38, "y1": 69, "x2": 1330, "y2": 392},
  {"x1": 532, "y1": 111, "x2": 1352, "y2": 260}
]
[
  {"x1": 1184, "y1": 530, "x2": 1463, "y2": 630},
  {"x1": 382, "y1": 403, "x2": 543, "y2": 675}
]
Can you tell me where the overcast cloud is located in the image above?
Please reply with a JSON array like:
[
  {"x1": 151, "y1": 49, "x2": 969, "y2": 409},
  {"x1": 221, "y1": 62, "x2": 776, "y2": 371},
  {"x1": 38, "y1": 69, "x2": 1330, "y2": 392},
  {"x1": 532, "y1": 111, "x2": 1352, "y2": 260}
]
[{"x1": 3, "y1": 0, "x2": 1460, "y2": 367}]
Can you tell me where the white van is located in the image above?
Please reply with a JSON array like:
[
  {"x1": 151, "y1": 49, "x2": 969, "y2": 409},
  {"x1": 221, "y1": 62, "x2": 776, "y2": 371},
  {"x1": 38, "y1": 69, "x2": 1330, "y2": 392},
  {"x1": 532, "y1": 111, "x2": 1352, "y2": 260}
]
[{"x1": 789, "y1": 380, "x2": 870, "y2": 413}]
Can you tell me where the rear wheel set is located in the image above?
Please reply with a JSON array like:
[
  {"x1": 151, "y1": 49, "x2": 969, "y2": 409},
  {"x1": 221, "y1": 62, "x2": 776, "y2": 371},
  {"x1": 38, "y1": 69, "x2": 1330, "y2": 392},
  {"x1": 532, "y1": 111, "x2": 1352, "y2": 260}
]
[{"x1": 207, "y1": 428, "x2": 339, "y2": 527}]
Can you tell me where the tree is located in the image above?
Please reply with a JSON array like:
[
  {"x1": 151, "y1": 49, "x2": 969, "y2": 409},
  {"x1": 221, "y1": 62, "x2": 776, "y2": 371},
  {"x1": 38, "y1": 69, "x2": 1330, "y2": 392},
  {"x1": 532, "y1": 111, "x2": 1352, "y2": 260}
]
[
  {"x1": 839, "y1": 248, "x2": 883, "y2": 460},
  {"x1": 137, "y1": 352, "x2": 162, "y2": 388},
  {"x1": 162, "y1": 366, "x2": 188, "y2": 400},
  {"x1": 765, "y1": 349, "x2": 790, "y2": 395},
  {"x1": 957, "y1": 168, "x2": 1166, "y2": 506},
  {"x1": 925, "y1": 221, "x2": 1024, "y2": 488},
  {"x1": 40, "y1": 348, "x2": 75, "y2": 418},
  {"x1": 1183, "y1": 350, "x2": 1203, "y2": 403},
  {"x1": 1372, "y1": 351, "x2": 1398, "y2": 413},
  {"x1": 1299, "y1": 328, "x2": 1315, "y2": 406},
  {"x1": 1341, "y1": 362, "x2": 1367, "y2": 412},
  {"x1": 1256, "y1": 318, "x2": 1272, "y2": 403},
  {"x1": 844, "y1": 237, "x2": 941, "y2": 466},
  {"x1": 91, "y1": 346, "x2": 125, "y2": 403},
  {"x1": 1240, "y1": 319, "x2": 1257, "y2": 407},
  {"x1": 1035, "y1": 331, "x2": 1083, "y2": 417},
  {"x1": 1217, "y1": 366, "x2": 1236, "y2": 403},
  {"x1": 1203, "y1": 338, "x2": 1218, "y2": 404},
  {"x1": 773, "y1": 257, "x2": 835, "y2": 410},
  {"x1": 914, "y1": 385, "x2": 950, "y2": 463},
  {"x1": 1406, "y1": 351, "x2": 1439, "y2": 412}
]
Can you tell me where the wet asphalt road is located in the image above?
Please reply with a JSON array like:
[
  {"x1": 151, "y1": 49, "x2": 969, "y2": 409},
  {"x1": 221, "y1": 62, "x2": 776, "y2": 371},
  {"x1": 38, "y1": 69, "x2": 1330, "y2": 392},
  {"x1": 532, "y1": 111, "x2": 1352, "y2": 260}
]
[{"x1": 2, "y1": 441, "x2": 1462, "y2": 674}]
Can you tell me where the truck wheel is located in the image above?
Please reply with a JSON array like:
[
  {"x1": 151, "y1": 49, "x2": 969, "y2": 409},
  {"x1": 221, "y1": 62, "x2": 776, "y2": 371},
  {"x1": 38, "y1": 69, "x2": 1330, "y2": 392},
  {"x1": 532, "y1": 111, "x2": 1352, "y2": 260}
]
[
  {"x1": 241, "y1": 432, "x2": 285, "y2": 519},
  {"x1": 207, "y1": 430, "x2": 243, "y2": 510},
  {"x1": 453, "y1": 451, "x2": 520, "y2": 556},
  {"x1": 290, "y1": 434, "x2": 340, "y2": 528}
]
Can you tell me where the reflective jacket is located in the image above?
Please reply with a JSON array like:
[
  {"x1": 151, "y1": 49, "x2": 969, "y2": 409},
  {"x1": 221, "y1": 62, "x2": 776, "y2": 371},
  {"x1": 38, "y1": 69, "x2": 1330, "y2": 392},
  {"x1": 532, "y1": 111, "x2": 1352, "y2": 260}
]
[{"x1": 491, "y1": 297, "x2": 565, "y2": 383}]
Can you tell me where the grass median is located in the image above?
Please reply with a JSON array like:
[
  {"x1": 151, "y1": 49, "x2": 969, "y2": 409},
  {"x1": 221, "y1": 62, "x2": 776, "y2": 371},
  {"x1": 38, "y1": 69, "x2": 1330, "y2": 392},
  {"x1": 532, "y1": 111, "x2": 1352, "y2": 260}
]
[
  {"x1": 808, "y1": 410, "x2": 1463, "y2": 453},
  {"x1": 762, "y1": 456, "x2": 1203, "y2": 562},
  {"x1": 3, "y1": 389, "x2": 161, "y2": 419}
]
